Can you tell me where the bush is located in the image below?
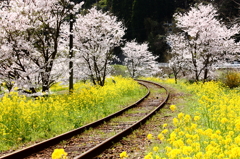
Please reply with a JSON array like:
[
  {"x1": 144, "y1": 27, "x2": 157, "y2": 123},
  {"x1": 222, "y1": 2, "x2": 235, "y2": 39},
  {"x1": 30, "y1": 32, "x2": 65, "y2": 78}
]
[
  {"x1": 220, "y1": 70, "x2": 240, "y2": 88},
  {"x1": 110, "y1": 65, "x2": 130, "y2": 77}
]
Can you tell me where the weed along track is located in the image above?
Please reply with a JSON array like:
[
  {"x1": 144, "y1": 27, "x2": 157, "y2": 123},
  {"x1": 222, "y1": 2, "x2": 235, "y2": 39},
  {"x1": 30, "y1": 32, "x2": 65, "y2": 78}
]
[{"x1": 0, "y1": 80, "x2": 169, "y2": 159}]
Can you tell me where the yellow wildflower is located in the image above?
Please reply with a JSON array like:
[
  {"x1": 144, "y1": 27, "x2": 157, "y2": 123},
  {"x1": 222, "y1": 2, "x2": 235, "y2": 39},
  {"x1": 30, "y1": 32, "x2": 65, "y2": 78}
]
[
  {"x1": 147, "y1": 134, "x2": 153, "y2": 140},
  {"x1": 215, "y1": 130, "x2": 221, "y2": 135},
  {"x1": 162, "y1": 123, "x2": 168, "y2": 128},
  {"x1": 144, "y1": 152, "x2": 153, "y2": 159},
  {"x1": 178, "y1": 112, "x2": 184, "y2": 119},
  {"x1": 153, "y1": 146, "x2": 159, "y2": 152},
  {"x1": 173, "y1": 118, "x2": 179, "y2": 126},
  {"x1": 184, "y1": 114, "x2": 191, "y2": 123},
  {"x1": 161, "y1": 129, "x2": 168, "y2": 134},
  {"x1": 182, "y1": 146, "x2": 193, "y2": 155},
  {"x1": 169, "y1": 132, "x2": 177, "y2": 142},
  {"x1": 178, "y1": 131, "x2": 184, "y2": 136},
  {"x1": 186, "y1": 138, "x2": 193, "y2": 145},
  {"x1": 194, "y1": 116, "x2": 200, "y2": 121},
  {"x1": 158, "y1": 133, "x2": 164, "y2": 141},
  {"x1": 221, "y1": 117, "x2": 228, "y2": 124},
  {"x1": 166, "y1": 149, "x2": 181, "y2": 158},
  {"x1": 165, "y1": 146, "x2": 172, "y2": 153},
  {"x1": 51, "y1": 149, "x2": 68, "y2": 159},
  {"x1": 235, "y1": 120, "x2": 240, "y2": 131},
  {"x1": 170, "y1": 105, "x2": 176, "y2": 111},
  {"x1": 234, "y1": 135, "x2": 240, "y2": 145},
  {"x1": 120, "y1": 151, "x2": 128, "y2": 158},
  {"x1": 190, "y1": 123, "x2": 197, "y2": 130},
  {"x1": 204, "y1": 128, "x2": 213, "y2": 137},
  {"x1": 228, "y1": 131, "x2": 234, "y2": 136},
  {"x1": 172, "y1": 139, "x2": 184, "y2": 148},
  {"x1": 195, "y1": 152, "x2": 204, "y2": 159},
  {"x1": 155, "y1": 155, "x2": 161, "y2": 159}
]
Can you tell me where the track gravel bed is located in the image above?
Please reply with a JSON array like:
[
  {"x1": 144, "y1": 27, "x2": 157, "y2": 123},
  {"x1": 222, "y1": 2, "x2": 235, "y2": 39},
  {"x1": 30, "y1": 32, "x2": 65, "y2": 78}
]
[{"x1": 94, "y1": 83, "x2": 186, "y2": 159}]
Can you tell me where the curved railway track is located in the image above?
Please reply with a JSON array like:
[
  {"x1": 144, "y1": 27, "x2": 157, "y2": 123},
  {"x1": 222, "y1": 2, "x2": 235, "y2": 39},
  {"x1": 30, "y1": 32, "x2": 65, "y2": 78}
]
[{"x1": 0, "y1": 79, "x2": 169, "y2": 159}]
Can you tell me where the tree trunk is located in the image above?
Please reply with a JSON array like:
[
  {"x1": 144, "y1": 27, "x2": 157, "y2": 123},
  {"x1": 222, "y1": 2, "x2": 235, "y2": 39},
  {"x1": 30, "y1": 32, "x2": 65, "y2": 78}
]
[
  {"x1": 172, "y1": 67, "x2": 178, "y2": 84},
  {"x1": 203, "y1": 55, "x2": 210, "y2": 83},
  {"x1": 203, "y1": 68, "x2": 208, "y2": 83},
  {"x1": 42, "y1": 73, "x2": 50, "y2": 93},
  {"x1": 41, "y1": 63, "x2": 53, "y2": 93}
]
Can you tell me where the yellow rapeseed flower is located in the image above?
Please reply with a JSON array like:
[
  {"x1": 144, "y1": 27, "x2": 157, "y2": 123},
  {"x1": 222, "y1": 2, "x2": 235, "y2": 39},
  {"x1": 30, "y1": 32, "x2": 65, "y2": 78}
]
[
  {"x1": 161, "y1": 129, "x2": 168, "y2": 134},
  {"x1": 173, "y1": 118, "x2": 179, "y2": 126},
  {"x1": 194, "y1": 116, "x2": 200, "y2": 121},
  {"x1": 220, "y1": 117, "x2": 228, "y2": 124},
  {"x1": 186, "y1": 138, "x2": 193, "y2": 145},
  {"x1": 51, "y1": 149, "x2": 67, "y2": 159},
  {"x1": 190, "y1": 123, "x2": 197, "y2": 130},
  {"x1": 120, "y1": 151, "x2": 128, "y2": 158},
  {"x1": 178, "y1": 112, "x2": 184, "y2": 119},
  {"x1": 178, "y1": 131, "x2": 184, "y2": 136},
  {"x1": 166, "y1": 148, "x2": 181, "y2": 158},
  {"x1": 162, "y1": 123, "x2": 168, "y2": 128},
  {"x1": 169, "y1": 132, "x2": 177, "y2": 142},
  {"x1": 195, "y1": 152, "x2": 204, "y2": 159},
  {"x1": 158, "y1": 133, "x2": 164, "y2": 141},
  {"x1": 215, "y1": 130, "x2": 221, "y2": 135},
  {"x1": 182, "y1": 146, "x2": 193, "y2": 155},
  {"x1": 170, "y1": 105, "x2": 176, "y2": 112},
  {"x1": 144, "y1": 152, "x2": 153, "y2": 159},
  {"x1": 153, "y1": 146, "x2": 159, "y2": 152},
  {"x1": 184, "y1": 114, "x2": 191, "y2": 123},
  {"x1": 147, "y1": 134, "x2": 153, "y2": 140},
  {"x1": 155, "y1": 155, "x2": 161, "y2": 159},
  {"x1": 172, "y1": 139, "x2": 184, "y2": 148},
  {"x1": 235, "y1": 119, "x2": 240, "y2": 131}
]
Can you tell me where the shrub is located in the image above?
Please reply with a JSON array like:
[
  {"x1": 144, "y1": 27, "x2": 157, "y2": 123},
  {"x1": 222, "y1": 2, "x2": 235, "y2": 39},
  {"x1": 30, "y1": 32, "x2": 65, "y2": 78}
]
[{"x1": 220, "y1": 70, "x2": 240, "y2": 88}]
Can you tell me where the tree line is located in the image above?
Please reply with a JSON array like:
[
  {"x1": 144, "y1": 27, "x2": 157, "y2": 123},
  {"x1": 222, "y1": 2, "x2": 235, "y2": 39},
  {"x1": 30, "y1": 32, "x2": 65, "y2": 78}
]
[
  {"x1": 0, "y1": 0, "x2": 239, "y2": 93},
  {"x1": 0, "y1": 0, "x2": 160, "y2": 93},
  {"x1": 74, "y1": 0, "x2": 239, "y2": 62}
]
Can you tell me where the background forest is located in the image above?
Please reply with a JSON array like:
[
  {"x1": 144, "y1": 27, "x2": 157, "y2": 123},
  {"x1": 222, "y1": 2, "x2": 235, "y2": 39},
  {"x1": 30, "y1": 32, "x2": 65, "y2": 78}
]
[{"x1": 73, "y1": 0, "x2": 239, "y2": 62}]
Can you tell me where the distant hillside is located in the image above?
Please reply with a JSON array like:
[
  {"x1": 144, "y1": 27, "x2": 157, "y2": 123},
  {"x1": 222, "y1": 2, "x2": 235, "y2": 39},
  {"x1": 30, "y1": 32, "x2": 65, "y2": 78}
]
[{"x1": 73, "y1": 0, "x2": 239, "y2": 62}]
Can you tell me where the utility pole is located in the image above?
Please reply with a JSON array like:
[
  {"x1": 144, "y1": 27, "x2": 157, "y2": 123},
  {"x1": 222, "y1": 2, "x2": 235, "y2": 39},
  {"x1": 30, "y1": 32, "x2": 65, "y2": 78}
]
[{"x1": 69, "y1": 7, "x2": 74, "y2": 94}]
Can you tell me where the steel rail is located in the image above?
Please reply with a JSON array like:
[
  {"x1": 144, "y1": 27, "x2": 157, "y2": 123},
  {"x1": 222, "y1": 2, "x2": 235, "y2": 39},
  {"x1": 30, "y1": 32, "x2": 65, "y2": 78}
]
[
  {"x1": 0, "y1": 81, "x2": 150, "y2": 159},
  {"x1": 74, "y1": 79, "x2": 169, "y2": 159}
]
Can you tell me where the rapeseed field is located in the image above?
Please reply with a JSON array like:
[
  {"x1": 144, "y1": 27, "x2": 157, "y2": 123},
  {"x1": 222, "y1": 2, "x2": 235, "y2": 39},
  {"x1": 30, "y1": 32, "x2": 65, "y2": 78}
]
[
  {"x1": 142, "y1": 78, "x2": 240, "y2": 159},
  {"x1": 0, "y1": 77, "x2": 147, "y2": 151}
]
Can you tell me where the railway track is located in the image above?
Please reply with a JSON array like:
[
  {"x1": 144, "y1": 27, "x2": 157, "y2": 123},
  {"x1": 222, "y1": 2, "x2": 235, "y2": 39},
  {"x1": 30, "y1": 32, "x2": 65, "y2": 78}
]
[{"x1": 0, "y1": 79, "x2": 169, "y2": 159}]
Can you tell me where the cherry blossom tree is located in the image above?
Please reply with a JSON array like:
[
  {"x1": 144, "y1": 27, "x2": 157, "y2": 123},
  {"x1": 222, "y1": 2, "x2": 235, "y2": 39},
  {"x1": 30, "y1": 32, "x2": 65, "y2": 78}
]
[
  {"x1": 73, "y1": 7, "x2": 125, "y2": 86},
  {"x1": 167, "y1": 3, "x2": 240, "y2": 82},
  {"x1": 122, "y1": 40, "x2": 160, "y2": 78},
  {"x1": 0, "y1": 0, "x2": 83, "y2": 93},
  {"x1": 167, "y1": 33, "x2": 191, "y2": 84}
]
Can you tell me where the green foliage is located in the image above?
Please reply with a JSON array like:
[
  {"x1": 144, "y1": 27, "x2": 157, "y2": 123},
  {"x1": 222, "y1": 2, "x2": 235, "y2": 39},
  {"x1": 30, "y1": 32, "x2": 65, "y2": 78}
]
[
  {"x1": 110, "y1": 65, "x2": 130, "y2": 77},
  {"x1": 98, "y1": 0, "x2": 108, "y2": 10},
  {"x1": 106, "y1": 0, "x2": 176, "y2": 62}
]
